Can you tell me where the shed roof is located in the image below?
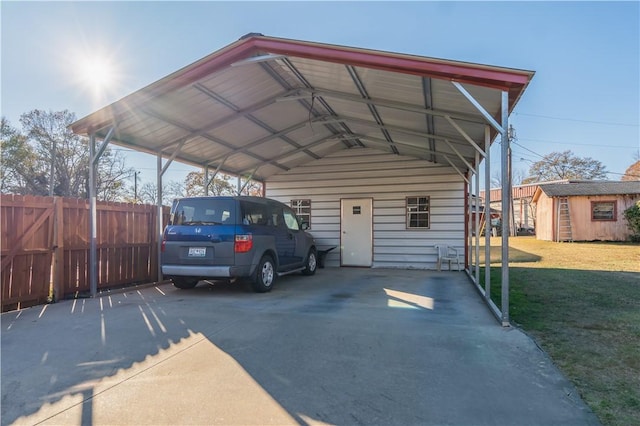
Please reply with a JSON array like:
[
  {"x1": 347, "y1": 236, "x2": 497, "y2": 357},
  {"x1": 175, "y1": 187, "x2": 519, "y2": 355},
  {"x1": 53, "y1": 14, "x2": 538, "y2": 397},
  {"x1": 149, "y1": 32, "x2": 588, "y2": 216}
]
[
  {"x1": 534, "y1": 181, "x2": 640, "y2": 200},
  {"x1": 70, "y1": 33, "x2": 535, "y2": 182}
]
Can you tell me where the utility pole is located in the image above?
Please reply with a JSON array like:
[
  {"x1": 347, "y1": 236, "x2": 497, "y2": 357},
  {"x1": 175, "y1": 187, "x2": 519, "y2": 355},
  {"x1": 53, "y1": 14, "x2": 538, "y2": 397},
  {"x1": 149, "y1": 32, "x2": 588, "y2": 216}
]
[
  {"x1": 134, "y1": 171, "x2": 139, "y2": 202},
  {"x1": 508, "y1": 125, "x2": 517, "y2": 236},
  {"x1": 49, "y1": 138, "x2": 56, "y2": 196}
]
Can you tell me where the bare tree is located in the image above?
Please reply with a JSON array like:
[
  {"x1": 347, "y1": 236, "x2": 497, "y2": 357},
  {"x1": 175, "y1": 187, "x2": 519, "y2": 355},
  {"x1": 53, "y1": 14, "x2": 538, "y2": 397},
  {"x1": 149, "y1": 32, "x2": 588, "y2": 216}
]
[
  {"x1": 136, "y1": 180, "x2": 185, "y2": 205},
  {"x1": 522, "y1": 150, "x2": 608, "y2": 184},
  {"x1": 1, "y1": 110, "x2": 134, "y2": 200}
]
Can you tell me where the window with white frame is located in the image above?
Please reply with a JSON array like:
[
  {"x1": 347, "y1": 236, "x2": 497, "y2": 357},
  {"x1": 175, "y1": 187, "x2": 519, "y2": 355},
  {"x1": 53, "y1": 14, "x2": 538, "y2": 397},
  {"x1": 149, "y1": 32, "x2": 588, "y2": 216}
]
[
  {"x1": 406, "y1": 196, "x2": 430, "y2": 229},
  {"x1": 291, "y1": 199, "x2": 311, "y2": 228}
]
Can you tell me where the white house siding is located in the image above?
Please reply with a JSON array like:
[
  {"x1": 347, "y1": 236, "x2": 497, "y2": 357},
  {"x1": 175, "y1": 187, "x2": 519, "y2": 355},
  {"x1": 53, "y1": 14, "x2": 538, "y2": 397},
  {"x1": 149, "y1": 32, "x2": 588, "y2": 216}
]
[{"x1": 265, "y1": 149, "x2": 465, "y2": 269}]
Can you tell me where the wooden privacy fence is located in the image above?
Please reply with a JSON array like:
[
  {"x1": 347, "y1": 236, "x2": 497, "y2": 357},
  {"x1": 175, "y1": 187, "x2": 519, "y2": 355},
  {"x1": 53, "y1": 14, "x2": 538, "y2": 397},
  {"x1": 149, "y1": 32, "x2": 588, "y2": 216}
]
[{"x1": 1, "y1": 194, "x2": 169, "y2": 312}]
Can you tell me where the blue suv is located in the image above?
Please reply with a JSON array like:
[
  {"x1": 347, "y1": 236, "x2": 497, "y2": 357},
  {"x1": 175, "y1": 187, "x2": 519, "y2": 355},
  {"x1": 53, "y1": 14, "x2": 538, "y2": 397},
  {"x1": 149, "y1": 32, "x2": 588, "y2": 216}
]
[{"x1": 161, "y1": 196, "x2": 317, "y2": 292}]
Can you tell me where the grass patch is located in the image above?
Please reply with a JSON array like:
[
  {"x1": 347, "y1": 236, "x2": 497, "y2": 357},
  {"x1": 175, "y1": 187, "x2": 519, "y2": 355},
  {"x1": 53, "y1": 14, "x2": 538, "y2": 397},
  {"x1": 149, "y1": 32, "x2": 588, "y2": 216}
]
[{"x1": 477, "y1": 237, "x2": 640, "y2": 426}]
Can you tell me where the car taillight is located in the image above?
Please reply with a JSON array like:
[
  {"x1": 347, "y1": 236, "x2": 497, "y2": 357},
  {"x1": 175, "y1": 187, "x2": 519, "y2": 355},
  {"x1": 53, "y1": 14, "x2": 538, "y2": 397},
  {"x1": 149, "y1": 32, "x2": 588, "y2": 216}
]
[{"x1": 235, "y1": 234, "x2": 253, "y2": 253}]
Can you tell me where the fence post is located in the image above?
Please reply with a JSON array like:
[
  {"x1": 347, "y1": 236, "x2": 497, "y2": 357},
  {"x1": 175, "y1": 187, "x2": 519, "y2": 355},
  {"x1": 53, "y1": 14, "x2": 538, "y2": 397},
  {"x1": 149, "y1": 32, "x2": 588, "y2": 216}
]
[{"x1": 52, "y1": 196, "x2": 64, "y2": 302}]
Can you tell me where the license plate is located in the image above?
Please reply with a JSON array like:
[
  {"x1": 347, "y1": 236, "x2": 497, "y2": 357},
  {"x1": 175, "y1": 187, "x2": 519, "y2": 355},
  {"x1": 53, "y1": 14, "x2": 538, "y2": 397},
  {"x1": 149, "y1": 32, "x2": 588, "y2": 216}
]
[{"x1": 188, "y1": 247, "x2": 206, "y2": 257}]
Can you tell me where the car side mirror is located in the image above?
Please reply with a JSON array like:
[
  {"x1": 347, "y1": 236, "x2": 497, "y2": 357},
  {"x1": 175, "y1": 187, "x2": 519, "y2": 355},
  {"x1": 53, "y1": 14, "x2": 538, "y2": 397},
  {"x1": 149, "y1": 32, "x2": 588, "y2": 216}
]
[{"x1": 300, "y1": 222, "x2": 310, "y2": 230}]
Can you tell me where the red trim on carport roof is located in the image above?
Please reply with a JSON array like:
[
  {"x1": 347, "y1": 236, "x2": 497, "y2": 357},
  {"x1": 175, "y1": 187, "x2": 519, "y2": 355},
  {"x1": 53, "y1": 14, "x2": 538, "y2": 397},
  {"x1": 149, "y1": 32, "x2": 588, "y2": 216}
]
[
  {"x1": 155, "y1": 35, "x2": 531, "y2": 97},
  {"x1": 72, "y1": 35, "x2": 531, "y2": 133},
  {"x1": 249, "y1": 37, "x2": 531, "y2": 90}
]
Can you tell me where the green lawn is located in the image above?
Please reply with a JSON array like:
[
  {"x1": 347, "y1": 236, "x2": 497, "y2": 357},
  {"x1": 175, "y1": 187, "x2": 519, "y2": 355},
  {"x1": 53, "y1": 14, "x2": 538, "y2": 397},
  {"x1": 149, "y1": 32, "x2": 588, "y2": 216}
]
[{"x1": 477, "y1": 237, "x2": 640, "y2": 426}]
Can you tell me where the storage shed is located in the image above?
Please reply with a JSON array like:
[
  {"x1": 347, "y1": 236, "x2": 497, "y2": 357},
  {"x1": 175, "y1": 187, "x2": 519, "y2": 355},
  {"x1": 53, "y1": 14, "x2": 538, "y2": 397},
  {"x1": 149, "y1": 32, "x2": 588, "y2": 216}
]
[
  {"x1": 70, "y1": 33, "x2": 534, "y2": 323},
  {"x1": 532, "y1": 181, "x2": 640, "y2": 242}
]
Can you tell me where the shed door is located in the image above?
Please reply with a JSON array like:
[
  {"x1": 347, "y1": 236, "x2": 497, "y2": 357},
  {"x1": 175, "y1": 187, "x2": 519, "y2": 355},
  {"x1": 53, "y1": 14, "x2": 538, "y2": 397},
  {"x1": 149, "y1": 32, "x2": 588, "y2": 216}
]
[{"x1": 341, "y1": 198, "x2": 373, "y2": 267}]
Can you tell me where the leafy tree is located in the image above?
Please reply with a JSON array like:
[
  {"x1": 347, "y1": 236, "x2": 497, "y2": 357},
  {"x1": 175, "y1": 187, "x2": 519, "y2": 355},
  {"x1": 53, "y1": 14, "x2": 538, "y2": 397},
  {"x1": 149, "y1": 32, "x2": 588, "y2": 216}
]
[
  {"x1": 237, "y1": 176, "x2": 263, "y2": 196},
  {"x1": 183, "y1": 171, "x2": 263, "y2": 196},
  {"x1": 621, "y1": 160, "x2": 640, "y2": 181},
  {"x1": 1, "y1": 110, "x2": 134, "y2": 200},
  {"x1": 0, "y1": 118, "x2": 45, "y2": 194},
  {"x1": 623, "y1": 200, "x2": 640, "y2": 242},
  {"x1": 184, "y1": 171, "x2": 235, "y2": 197},
  {"x1": 521, "y1": 150, "x2": 608, "y2": 184}
]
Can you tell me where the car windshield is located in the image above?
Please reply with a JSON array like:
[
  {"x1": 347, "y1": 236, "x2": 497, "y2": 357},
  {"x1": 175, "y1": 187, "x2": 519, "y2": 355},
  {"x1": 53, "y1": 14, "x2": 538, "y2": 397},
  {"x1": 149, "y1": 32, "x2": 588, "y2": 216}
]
[{"x1": 169, "y1": 199, "x2": 235, "y2": 225}]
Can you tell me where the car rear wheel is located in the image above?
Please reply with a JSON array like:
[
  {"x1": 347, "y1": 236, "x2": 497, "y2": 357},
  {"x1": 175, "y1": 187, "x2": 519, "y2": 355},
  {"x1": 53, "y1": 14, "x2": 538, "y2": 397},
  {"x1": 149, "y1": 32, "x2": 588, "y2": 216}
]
[
  {"x1": 252, "y1": 255, "x2": 275, "y2": 293},
  {"x1": 171, "y1": 277, "x2": 199, "y2": 289},
  {"x1": 302, "y1": 249, "x2": 317, "y2": 276}
]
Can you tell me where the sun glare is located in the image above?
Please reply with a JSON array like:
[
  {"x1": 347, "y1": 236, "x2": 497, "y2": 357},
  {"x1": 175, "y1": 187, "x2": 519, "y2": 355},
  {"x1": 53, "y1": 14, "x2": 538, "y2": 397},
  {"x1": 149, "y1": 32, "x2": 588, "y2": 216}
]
[
  {"x1": 67, "y1": 44, "x2": 123, "y2": 104},
  {"x1": 79, "y1": 56, "x2": 114, "y2": 92}
]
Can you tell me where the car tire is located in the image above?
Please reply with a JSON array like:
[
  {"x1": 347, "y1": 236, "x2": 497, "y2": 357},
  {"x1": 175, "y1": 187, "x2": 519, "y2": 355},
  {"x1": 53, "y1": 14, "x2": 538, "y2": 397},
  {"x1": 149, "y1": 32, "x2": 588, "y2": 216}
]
[
  {"x1": 171, "y1": 277, "x2": 199, "y2": 289},
  {"x1": 302, "y1": 248, "x2": 317, "y2": 276},
  {"x1": 252, "y1": 255, "x2": 276, "y2": 293}
]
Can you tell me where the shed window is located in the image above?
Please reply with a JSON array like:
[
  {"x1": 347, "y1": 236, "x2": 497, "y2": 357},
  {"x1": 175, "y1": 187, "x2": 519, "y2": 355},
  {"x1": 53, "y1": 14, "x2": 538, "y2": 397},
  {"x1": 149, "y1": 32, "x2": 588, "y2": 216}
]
[
  {"x1": 406, "y1": 196, "x2": 430, "y2": 229},
  {"x1": 591, "y1": 201, "x2": 616, "y2": 221},
  {"x1": 291, "y1": 199, "x2": 311, "y2": 229}
]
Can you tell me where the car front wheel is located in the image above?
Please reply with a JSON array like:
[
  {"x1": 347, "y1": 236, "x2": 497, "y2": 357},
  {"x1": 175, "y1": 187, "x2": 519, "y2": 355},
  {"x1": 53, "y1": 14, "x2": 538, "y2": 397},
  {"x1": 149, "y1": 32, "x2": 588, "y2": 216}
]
[{"x1": 252, "y1": 255, "x2": 276, "y2": 293}]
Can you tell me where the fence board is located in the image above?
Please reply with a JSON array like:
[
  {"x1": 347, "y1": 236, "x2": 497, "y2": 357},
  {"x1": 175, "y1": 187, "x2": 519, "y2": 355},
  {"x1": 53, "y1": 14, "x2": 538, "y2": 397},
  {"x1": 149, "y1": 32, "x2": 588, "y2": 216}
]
[
  {"x1": 1, "y1": 195, "x2": 55, "y2": 310},
  {"x1": 2, "y1": 194, "x2": 169, "y2": 311}
]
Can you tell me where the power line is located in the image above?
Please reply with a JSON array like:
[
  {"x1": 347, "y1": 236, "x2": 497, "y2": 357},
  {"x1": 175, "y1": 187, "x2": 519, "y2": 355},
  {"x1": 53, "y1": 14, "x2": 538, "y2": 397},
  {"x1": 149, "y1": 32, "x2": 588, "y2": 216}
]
[
  {"x1": 517, "y1": 137, "x2": 638, "y2": 149},
  {"x1": 514, "y1": 112, "x2": 639, "y2": 127},
  {"x1": 511, "y1": 141, "x2": 545, "y2": 159}
]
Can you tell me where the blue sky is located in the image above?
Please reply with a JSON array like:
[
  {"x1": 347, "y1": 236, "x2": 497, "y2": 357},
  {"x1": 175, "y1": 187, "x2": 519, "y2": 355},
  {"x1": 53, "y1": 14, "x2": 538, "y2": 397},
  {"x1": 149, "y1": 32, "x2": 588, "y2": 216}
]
[{"x1": 2, "y1": 1, "x2": 639, "y2": 187}]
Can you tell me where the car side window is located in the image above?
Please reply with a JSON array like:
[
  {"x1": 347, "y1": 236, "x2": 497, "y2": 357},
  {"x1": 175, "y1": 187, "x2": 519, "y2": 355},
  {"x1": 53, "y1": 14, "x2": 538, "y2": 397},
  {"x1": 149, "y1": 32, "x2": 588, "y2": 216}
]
[
  {"x1": 240, "y1": 201, "x2": 269, "y2": 225},
  {"x1": 283, "y1": 208, "x2": 300, "y2": 231},
  {"x1": 269, "y1": 204, "x2": 283, "y2": 227}
]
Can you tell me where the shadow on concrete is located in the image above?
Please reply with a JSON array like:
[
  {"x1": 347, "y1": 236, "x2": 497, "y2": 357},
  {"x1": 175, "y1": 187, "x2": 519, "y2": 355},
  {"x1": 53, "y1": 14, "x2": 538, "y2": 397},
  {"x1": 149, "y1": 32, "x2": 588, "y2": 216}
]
[{"x1": 1, "y1": 268, "x2": 599, "y2": 425}]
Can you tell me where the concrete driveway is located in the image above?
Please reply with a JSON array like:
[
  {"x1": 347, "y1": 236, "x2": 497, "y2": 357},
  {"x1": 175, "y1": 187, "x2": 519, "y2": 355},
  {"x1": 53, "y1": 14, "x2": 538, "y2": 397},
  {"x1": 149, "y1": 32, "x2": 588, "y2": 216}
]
[{"x1": 1, "y1": 268, "x2": 599, "y2": 425}]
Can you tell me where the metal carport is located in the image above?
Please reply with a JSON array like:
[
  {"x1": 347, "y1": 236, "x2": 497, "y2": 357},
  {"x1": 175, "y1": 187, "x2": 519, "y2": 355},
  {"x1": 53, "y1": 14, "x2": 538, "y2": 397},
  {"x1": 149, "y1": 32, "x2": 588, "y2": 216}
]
[{"x1": 70, "y1": 33, "x2": 535, "y2": 325}]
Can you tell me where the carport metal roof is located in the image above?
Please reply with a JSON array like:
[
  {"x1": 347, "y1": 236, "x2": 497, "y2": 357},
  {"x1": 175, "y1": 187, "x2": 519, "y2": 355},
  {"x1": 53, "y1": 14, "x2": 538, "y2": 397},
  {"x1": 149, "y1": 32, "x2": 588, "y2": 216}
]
[
  {"x1": 71, "y1": 34, "x2": 534, "y2": 326},
  {"x1": 70, "y1": 33, "x2": 534, "y2": 183}
]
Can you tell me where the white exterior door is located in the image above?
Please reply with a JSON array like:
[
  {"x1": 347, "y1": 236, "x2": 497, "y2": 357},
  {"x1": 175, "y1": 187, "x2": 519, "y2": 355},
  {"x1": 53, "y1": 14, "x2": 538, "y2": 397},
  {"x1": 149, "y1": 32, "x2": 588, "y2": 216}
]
[{"x1": 341, "y1": 198, "x2": 373, "y2": 267}]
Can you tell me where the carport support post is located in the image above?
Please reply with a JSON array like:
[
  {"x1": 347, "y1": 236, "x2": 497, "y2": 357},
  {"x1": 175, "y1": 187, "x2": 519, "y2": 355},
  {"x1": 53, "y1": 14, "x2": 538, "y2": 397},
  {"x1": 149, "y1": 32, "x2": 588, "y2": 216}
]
[
  {"x1": 474, "y1": 150, "x2": 480, "y2": 284},
  {"x1": 157, "y1": 154, "x2": 163, "y2": 281},
  {"x1": 89, "y1": 134, "x2": 98, "y2": 297},
  {"x1": 500, "y1": 90, "x2": 510, "y2": 326},
  {"x1": 88, "y1": 127, "x2": 115, "y2": 297},
  {"x1": 204, "y1": 166, "x2": 209, "y2": 196},
  {"x1": 154, "y1": 143, "x2": 183, "y2": 281},
  {"x1": 484, "y1": 126, "x2": 491, "y2": 302}
]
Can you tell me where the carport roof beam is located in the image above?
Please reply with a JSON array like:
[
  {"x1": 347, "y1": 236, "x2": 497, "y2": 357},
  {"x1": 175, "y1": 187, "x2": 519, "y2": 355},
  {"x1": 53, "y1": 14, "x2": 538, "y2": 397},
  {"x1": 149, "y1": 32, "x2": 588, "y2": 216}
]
[
  {"x1": 443, "y1": 154, "x2": 469, "y2": 184},
  {"x1": 452, "y1": 81, "x2": 504, "y2": 133},
  {"x1": 445, "y1": 116, "x2": 486, "y2": 158},
  {"x1": 291, "y1": 88, "x2": 487, "y2": 125},
  {"x1": 352, "y1": 133, "x2": 464, "y2": 161},
  {"x1": 237, "y1": 166, "x2": 260, "y2": 195},
  {"x1": 241, "y1": 133, "x2": 346, "y2": 170},
  {"x1": 206, "y1": 156, "x2": 229, "y2": 188},
  {"x1": 161, "y1": 139, "x2": 187, "y2": 175},
  {"x1": 442, "y1": 139, "x2": 476, "y2": 175},
  {"x1": 93, "y1": 125, "x2": 116, "y2": 166},
  {"x1": 318, "y1": 114, "x2": 469, "y2": 147},
  {"x1": 203, "y1": 117, "x2": 325, "y2": 167}
]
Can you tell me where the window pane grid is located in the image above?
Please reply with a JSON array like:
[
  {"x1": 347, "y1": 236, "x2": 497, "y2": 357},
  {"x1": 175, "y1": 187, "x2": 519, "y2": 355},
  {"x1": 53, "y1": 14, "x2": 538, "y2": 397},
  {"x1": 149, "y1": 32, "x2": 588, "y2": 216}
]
[
  {"x1": 406, "y1": 196, "x2": 430, "y2": 229},
  {"x1": 291, "y1": 199, "x2": 311, "y2": 229}
]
